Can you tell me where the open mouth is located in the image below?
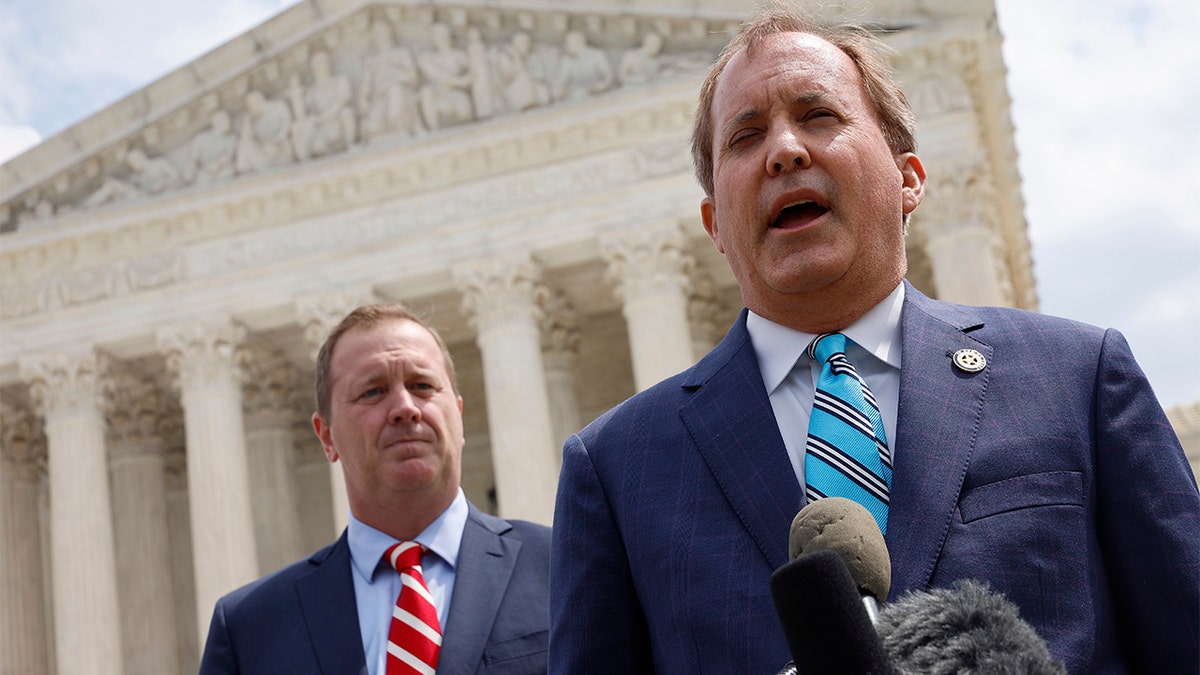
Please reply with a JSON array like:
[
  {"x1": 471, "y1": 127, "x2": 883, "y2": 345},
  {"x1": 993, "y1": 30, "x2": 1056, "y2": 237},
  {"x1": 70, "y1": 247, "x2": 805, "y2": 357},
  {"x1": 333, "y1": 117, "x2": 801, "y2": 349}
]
[{"x1": 771, "y1": 200, "x2": 829, "y2": 229}]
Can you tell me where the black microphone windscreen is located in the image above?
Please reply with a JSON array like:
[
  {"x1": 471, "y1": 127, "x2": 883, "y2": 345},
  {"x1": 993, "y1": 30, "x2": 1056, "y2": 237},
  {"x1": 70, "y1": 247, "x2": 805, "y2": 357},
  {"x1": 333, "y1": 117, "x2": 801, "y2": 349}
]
[
  {"x1": 876, "y1": 579, "x2": 1066, "y2": 675},
  {"x1": 770, "y1": 549, "x2": 898, "y2": 675}
]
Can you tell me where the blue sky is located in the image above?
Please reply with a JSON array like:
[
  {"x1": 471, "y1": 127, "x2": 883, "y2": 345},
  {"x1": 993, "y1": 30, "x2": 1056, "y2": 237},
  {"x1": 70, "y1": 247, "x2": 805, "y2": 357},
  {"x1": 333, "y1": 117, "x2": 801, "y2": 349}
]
[{"x1": 1, "y1": 0, "x2": 1197, "y2": 408}]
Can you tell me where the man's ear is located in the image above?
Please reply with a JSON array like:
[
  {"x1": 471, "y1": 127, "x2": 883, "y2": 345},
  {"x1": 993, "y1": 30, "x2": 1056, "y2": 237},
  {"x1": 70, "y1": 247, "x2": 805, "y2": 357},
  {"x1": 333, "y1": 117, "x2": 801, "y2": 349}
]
[
  {"x1": 312, "y1": 412, "x2": 339, "y2": 463},
  {"x1": 701, "y1": 197, "x2": 724, "y2": 253},
  {"x1": 897, "y1": 153, "x2": 926, "y2": 215}
]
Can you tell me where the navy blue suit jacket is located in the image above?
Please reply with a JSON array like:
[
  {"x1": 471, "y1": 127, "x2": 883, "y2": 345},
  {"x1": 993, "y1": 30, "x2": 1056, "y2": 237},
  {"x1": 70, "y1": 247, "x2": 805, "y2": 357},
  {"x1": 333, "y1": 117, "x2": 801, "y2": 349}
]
[
  {"x1": 550, "y1": 282, "x2": 1200, "y2": 674},
  {"x1": 200, "y1": 503, "x2": 551, "y2": 674}
]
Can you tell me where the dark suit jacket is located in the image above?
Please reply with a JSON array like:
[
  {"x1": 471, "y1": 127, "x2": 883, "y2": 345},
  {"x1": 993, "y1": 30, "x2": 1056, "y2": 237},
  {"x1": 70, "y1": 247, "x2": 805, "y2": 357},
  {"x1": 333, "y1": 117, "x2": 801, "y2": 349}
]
[
  {"x1": 550, "y1": 282, "x2": 1200, "y2": 674},
  {"x1": 200, "y1": 502, "x2": 551, "y2": 674}
]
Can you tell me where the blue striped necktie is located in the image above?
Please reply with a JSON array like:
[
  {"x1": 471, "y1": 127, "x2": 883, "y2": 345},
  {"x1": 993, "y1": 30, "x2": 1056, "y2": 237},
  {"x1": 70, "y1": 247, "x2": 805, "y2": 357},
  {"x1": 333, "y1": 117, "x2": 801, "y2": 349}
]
[{"x1": 804, "y1": 333, "x2": 892, "y2": 534}]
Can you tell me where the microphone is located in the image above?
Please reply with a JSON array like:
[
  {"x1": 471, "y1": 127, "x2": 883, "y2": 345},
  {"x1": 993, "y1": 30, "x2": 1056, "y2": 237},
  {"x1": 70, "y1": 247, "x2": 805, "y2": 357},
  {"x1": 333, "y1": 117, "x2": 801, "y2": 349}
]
[
  {"x1": 788, "y1": 497, "x2": 890, "y2": 622},
  {"x1": 770, "y1": 498, "x2": 898, "y2": 675},
  {"x1": 876, "y1": 580, "x2": 1067, "y2": 675}
]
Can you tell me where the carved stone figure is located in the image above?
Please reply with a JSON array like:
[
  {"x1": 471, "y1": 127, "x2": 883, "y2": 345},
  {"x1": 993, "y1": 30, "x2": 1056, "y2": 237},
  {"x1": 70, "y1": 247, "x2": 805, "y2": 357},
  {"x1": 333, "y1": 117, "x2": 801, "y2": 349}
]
[
  {"x1": 618, "y1": 31, "x2": 665, "y2": 85},
  {"x1": 289, "y1": 51, "x2": 358, "y2": 160},
  {"x1": 236, "y1": 90, "x2": 295, "y2": 174},
  {"x1": 466, "y1": 27, "x2": 502, "y2": 120},
  {"x1": 358, "y1": 20, "x2": 425, "y2": 143},
  {"x1": 552, "y1": 31, "x2": 615, "y2": 101},
  {"x1": 190, "y1": 110, "x2": 237, "y2": 185},
  {"x1": 82, "y1": 149, "x2": 181, "y2": 208},
  {"x1": 417, "y1": 23, "x2": 474, "y2": 131},
  {"x1": 494, "y1": 31, "x2": 552, "y2": 112}
]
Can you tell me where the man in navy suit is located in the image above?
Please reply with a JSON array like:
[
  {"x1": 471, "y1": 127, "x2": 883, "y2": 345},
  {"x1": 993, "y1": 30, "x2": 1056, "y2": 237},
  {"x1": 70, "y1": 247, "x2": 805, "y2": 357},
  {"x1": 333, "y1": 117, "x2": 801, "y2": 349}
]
[
  {"x1": 549, "y1": 7, "x2": 1200, "y2": 674},
  {"x1": 201, "y1": 304, "x2": 550, "y2": 674}
]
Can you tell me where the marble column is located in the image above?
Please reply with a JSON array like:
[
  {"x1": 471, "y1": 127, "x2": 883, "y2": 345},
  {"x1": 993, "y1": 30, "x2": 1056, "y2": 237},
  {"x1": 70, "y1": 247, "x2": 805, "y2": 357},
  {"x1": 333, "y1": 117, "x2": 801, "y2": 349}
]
[
  {"x1": 0, "y1": 403, "x2": 51, "y2": 675},
  {"x1": 540, "y1": 290, "x2": 582, "y2": 462},
  {"x1": 157, "y1": 318, "x2": 258, "y2": 647},
  {"x1": 455, "y1": 253, "x2": 559, "y2": 523},
  {"x1": 601, "y1": 220, "x2": 696, "y2": 391},
  {"x1": 19, "y1": 349, "x2": 124, "y2": 675},
  {"x1": 104, "y1": 369, "x2": 180, "y2": 675},
  {"x1": 241, "y1": 348, "x2": 304, "y2": 575},
  {"x1": 292, "y1": 421, "x2": 335, "y2": 551},
  {"x1": 918, "y1": 154, "x2": 1013, "y2": 307},
  {"x1": 296, "y1": 286, "x2": 379, "y2": 536},
  {"x1": 687, "y1": 272, "x2": 726, "y2": 361},
  {"x1": 164, "y1": 447, "x2": 198, "y2": 675}
]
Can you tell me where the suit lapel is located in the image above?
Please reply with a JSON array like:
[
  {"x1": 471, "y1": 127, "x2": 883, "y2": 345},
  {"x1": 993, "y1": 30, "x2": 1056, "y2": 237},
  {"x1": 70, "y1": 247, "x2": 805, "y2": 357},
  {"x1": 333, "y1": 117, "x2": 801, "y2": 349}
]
[
  {"x1": 886, "y1": 284, "x2": 992, "y2": 596},
  {"x1": 295, "y1": 532, "x2": 368, "y2": 674},
  {"x1": 437, "y1": 505, "x2": 518, "y2": 674},
  {"x1": 680, "y1": 312, "x2": 803, "y2": 570}
]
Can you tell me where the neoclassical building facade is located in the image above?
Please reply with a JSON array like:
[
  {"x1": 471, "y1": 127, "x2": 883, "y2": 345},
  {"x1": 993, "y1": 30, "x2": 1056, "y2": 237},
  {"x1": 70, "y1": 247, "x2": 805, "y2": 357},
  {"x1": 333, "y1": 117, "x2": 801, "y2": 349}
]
[{"x1": 4, "y1": 0, "x2": 1189, "y2": 673}]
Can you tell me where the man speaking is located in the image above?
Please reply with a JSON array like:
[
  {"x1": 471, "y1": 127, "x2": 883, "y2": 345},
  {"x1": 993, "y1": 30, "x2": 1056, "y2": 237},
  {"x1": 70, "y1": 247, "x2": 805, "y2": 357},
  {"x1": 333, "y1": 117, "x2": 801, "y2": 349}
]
[{"x1": 548, "y1": 6, "x2": 1200, "y2": 673}]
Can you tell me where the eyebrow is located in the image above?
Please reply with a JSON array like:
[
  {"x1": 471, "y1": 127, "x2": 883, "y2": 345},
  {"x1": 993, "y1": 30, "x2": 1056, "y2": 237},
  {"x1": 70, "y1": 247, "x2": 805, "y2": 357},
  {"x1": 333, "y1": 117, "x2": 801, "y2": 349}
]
[
  {"x1": 718, "y1": 92, "x2": 835, "y2": 141},
  {"x1": 720, "y1": 108, "x2": 762, "y2": 142}
]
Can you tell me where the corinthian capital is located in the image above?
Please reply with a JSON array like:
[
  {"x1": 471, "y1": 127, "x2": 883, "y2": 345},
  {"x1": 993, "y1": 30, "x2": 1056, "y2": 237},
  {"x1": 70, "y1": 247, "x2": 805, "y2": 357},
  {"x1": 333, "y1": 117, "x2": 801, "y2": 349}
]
[
  {"x1": 19, "y1": 348, "x2": 109, "y2": 419},
  {"x1": 156, "y1": 317, "x2": 247, "y2": 391},
  {"x1": 1, "y1": 402, "x2": 47, "y2": 480},
  {"x1": 103, "y1": 365, "x2": 174, "y2": 454},
  {"x1": 453, "y1": 252, "x2": 548, "y2": 332},
  {"x1": 600, "y1": 219, "x2": 694, "y2": 301}
]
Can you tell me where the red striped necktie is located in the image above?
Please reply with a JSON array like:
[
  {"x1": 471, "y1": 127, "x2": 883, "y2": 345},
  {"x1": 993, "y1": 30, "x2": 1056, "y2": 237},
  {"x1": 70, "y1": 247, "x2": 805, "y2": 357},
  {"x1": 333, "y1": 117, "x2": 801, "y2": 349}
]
[{"x1": 385, "y1": 542, "x2": 442, "y2": 675}]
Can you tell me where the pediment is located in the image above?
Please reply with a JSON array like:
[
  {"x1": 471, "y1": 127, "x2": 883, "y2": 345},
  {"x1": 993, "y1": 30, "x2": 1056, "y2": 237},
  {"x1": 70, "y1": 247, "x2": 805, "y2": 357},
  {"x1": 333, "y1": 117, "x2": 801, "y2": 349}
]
[{"x1": 0, "y1": 0, "x2": 752, "y2": 232}]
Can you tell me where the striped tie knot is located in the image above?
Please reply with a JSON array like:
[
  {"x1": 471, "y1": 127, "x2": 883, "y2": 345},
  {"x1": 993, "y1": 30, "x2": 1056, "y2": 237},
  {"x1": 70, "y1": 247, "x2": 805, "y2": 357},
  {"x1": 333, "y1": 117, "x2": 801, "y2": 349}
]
[
  {"x1": 805, "y1": 333, "x2": 892, "y2": 534},
  {"x1": 384, "y1": 541, "x2": 441, "y2": 675},
  {"x1": 386, "y1": 541, "x2": 425, "y2": 573}
]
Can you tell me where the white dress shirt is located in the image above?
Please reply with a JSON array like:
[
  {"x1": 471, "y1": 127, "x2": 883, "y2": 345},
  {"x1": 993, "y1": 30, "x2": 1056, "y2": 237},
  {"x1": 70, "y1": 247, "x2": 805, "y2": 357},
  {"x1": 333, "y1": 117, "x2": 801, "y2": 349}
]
[
  {"x1": 746, "y1": 283, "x2": 904, "y2": 495},
  {"x1": 347, "y1": 488, "x2": 468, "y2": 675}
]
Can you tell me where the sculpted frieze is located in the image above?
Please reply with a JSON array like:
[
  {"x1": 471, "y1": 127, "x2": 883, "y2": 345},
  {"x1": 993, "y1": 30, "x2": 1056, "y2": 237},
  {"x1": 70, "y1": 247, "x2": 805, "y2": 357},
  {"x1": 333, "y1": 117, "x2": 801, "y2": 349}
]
[{"x1": 2, "y1": 5, "x2": 723, "y2": 232}]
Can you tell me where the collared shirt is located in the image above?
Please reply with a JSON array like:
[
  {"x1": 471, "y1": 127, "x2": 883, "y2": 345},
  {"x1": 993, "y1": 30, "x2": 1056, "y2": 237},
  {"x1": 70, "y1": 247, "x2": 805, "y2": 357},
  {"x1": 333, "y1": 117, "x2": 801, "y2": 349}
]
[
  {"x1": 746, "y1": 283, "x2": 904, "y2": 494},
  {"x1": 347, "y1": 488, "x2": 469, "y2": 675}
]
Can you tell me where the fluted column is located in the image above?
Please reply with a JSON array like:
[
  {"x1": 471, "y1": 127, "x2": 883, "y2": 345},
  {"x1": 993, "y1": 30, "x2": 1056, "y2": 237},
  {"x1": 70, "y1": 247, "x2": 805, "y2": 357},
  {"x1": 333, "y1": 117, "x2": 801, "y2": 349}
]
[
  {"x1": 157, "y1": 318, "x2": 257, "y2": 646},
  {"x1": 104, "y1": 368, "x2": 180, "y2": 675},
  {"x1": 292, "y1": 421, "x2": 335, "y2": 553},
  {"x1": 688, "y1": 272, "x2": 726, "y2": 360},
  {"x1": 296, "y1": 286, "x2": 379, "y2": 536},
  {"x1": 242, "y1": 347, "x2": 304, "y2": 574},
  {"x1": 455, "y1": 253, "x2": 559, "y2": 523},
  {"x1": 601, "y1": 220, "x2": 696, "y2": 391},
  {"x1": 1, "y1": 403, "x2": 51, "y2": 675},
  {"x1": 540, "y1": 291, "x2": 582, "y2": 461},
  {"x1": 918, "y1": 153, "x2": 1012, "y2": 307},
  {"x1": 19, "y1": 349, "x2": 123, "y2": 675},
  {"x1": 164, "y1": 447, "x2": 198, "y2": 675}
]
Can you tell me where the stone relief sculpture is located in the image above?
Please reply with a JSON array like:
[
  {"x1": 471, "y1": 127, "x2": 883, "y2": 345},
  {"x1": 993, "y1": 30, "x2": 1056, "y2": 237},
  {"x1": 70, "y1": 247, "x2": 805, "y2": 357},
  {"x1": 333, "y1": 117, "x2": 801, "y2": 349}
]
[
  {"x1": 289, "y1": 51, "x2": 358, "y2": 160},
  {"x1": 235, "y1": 90, "x2": 296, "y2": 173},
  {"x1": 189, "y1": 110, "x2": 238, "y2": 185},
  {"x1": 359, "y1": 20, "x2": 425, "y2": 143},
  {"x1": 82, "y1": 149, "x2": 181, "y2": 208},
  {"x1": 618, "y1": 31, "x2": 665, "y2": 85},
  {"x1": 494, "y1": 31, "x2": 553, "y2": 112},
  {"x1": 466, "y1": 27, "x2": 503, "y2": 120},
  {"x1": 417, "y1": 22, "x2": 475, "y2": 131},
  {"x1": 552, "y1": 31, "x2": 615, "y2": 101},
  {"x1": 5, "y1": 12, "x2": 715, "y2": 225}
]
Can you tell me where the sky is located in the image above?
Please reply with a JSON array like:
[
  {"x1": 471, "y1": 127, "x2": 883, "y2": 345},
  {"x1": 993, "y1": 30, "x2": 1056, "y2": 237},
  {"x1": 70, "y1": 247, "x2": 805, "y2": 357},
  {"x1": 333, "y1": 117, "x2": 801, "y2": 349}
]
[{"x1": 0, "y1": 0, "x2": 1197, "y2": 408}]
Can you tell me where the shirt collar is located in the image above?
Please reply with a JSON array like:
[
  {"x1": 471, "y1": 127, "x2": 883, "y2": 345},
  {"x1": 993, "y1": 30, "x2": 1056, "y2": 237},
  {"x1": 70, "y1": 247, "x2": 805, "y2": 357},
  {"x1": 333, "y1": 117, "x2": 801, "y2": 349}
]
[
  {"x1": 747, "y1": 282, "x2": 905, "y2": 394},
  {"x1": 347, "y1": 488, "x2": 469, "y2": 583}
]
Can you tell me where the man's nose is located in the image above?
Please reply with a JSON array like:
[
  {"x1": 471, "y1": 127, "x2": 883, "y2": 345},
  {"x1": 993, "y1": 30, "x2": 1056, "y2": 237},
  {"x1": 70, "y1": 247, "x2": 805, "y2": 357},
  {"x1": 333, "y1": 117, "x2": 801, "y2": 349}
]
[
  {"x1": 765, "y1": 127, "x2": 811, "y2": 176},
  {"x1": 388, "y1": 389, "x2": 421, "y2": 423}
]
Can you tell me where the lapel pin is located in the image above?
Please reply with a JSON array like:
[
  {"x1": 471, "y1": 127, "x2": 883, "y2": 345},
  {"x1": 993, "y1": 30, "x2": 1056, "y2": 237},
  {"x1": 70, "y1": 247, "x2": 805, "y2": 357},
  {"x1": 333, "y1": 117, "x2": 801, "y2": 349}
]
[{"x1": 951, "y1": 348, "x2": 987, "y2": 373}]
